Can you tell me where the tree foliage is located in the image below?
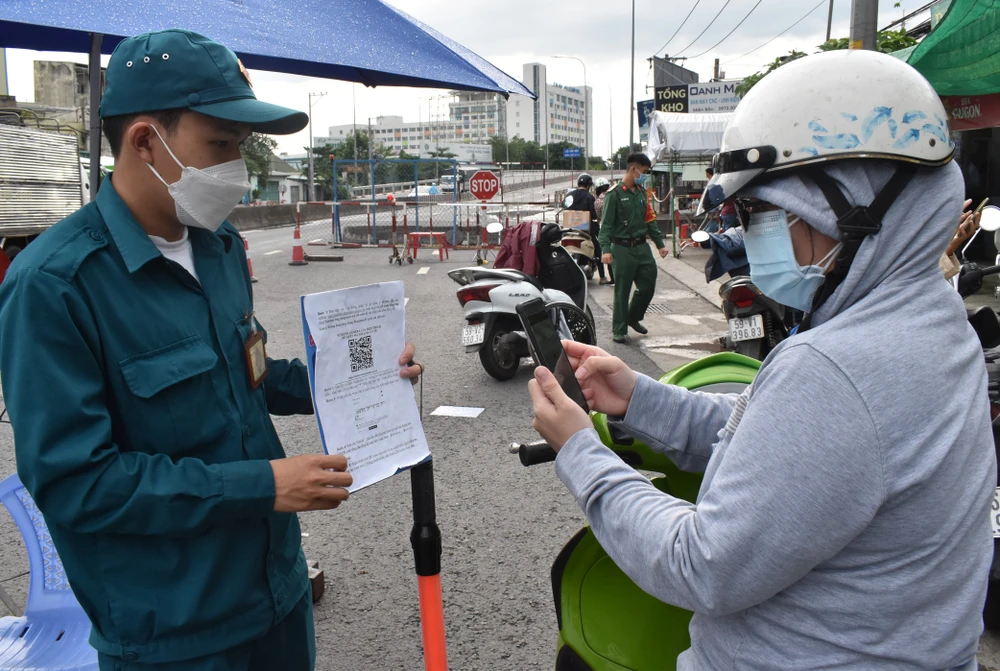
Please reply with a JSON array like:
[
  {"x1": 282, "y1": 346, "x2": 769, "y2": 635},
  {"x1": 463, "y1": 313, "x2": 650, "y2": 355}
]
[
  {"x1": 736, "y1": 29, "x2": 919, "y2": 98},
  {"x1": 489, "y1": 135, "x2": 607, "y2": 170},
  {"x1": 611, "y1": 144, "x2": 643, "y2": 169},
  {"x1": 241, "y1": 133, "x2": 278, "y2": 186}
]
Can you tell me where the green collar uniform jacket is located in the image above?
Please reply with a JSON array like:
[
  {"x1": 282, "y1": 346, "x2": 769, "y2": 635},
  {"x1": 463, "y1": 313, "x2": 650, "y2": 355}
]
[{"x1": 0, "y1": 179, "x2": 314, "y2": 664}]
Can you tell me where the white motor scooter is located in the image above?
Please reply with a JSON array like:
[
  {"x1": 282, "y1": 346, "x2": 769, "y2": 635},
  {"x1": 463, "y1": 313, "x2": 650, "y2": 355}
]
[{"x1": 448, "y1": 221, "x2": 596, "y2": 380}]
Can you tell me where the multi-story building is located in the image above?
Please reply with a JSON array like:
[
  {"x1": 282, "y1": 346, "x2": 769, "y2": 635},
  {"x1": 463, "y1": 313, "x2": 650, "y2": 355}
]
[
  {"x1": 319, "y1": 116, "x2": 491, "y2": 163},
  {"x1": 319, "y1": 61, "x2": 594, "y2": 162},
  {"x1": 28, "y1": 60, "x2": 111, "y2": 156},
  {"x1": 516, "y1": 63, "x2": 592, "y2": 158}
]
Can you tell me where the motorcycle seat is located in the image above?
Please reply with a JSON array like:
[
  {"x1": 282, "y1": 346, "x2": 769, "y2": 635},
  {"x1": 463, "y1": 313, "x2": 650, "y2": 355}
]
[
  {"x1": 503, "y1": 269, "x2": 545, "y2": 293},
  {"x1": 968, "y1": 306, "x2": 1000, "y2": 349}
]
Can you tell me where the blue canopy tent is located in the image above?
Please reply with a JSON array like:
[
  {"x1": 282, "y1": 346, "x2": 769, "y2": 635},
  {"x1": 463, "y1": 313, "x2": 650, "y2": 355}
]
[
  {"x1": 0, "y1": 4, "x2": 533, "y2": 668},
  {"x1": 0, "y1": 0, "x2": 534, "y2": 190}
]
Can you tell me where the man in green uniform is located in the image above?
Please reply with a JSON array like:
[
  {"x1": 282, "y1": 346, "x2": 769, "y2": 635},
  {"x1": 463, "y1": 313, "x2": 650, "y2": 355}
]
[
  {"x1": 598, "y1": 153, "x2": 668, "y2": 343},
  {"x1": 0, "y1": 30, "x2": 422, "y2": 671}
]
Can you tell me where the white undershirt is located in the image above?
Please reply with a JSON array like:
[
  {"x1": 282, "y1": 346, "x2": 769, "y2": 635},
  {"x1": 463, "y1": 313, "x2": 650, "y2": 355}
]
[{"x1": 149, "y1": 228, "x2": 200, "y2": 283}]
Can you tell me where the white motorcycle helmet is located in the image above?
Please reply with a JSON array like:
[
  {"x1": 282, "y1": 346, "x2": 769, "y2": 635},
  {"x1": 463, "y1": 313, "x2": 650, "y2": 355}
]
[
  {"x1": 698, "y1": 49, "x2": 955, "y2": 328},
  {"x1": 698, "y1": 49, "x2": 953, "y2": 216}
]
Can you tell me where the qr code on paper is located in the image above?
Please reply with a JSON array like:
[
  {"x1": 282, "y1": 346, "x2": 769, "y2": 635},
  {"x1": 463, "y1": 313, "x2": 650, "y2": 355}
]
[{"x1": 349, "y1": 335, "x2": 374, "y2": 372}]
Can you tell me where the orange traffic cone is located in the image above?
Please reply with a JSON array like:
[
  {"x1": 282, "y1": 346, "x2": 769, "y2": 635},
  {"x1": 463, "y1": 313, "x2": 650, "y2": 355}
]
[
  {"x1": 289, "y1": 224, "x2": 308, "y2": 266},
  {"x1": 243, "y1": 235, "x2": 258, "y2": 283}
]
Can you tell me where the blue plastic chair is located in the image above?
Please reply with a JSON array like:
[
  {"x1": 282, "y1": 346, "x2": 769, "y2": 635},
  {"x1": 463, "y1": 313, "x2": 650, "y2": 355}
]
[{"x1": 0, "y1": 474, "x2": 97, "y2": 670}]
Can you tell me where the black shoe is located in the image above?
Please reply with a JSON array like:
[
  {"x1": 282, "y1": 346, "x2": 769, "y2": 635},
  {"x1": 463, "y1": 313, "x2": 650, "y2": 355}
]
[
  {"x1": 613, "y1": 335, "x2": 627, "y2": 344},
  {"x1": 629, "y1": 322, "x2": 648, "y2": 335}
]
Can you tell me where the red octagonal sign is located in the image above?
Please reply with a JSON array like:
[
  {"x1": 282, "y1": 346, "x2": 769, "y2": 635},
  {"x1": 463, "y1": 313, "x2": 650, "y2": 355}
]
[{"x1": 469, "y1": 170, "x2": 500, "y2": 201}]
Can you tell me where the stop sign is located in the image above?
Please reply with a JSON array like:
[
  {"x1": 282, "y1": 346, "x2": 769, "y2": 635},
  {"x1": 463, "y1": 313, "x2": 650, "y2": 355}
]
[{"x1": 469, "y1": 170, "x2": 500, "y2": 201}]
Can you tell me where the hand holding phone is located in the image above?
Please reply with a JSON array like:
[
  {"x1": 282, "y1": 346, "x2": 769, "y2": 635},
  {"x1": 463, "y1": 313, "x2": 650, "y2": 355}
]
[{"x1": 516, "y1": 299, "x2": 589, "y2": 412}]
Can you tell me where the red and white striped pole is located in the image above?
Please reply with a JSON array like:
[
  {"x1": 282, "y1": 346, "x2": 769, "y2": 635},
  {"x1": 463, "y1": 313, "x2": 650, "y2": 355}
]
[{"x1": 242, "y1": 235, "x2": 258, "y2": 283}]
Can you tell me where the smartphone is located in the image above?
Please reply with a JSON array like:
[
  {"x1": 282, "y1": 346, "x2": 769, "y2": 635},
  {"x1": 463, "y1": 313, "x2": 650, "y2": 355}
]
[
  {"x1": 516, "y1": 298, "x2": 589, "y2": 412},
  {"x1": 976, "y1": 198, "x2": 991, "y2": 215}
]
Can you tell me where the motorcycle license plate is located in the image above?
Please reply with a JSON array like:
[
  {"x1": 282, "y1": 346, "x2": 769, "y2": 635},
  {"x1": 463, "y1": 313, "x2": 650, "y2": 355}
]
[
  {"x1": 991, "y1": 487, "x2": 1000, "y2": 538},
  {"x1": 462, "y1": 323, "x2": 486, "y2": 347},
  {"x1": 729, "y1": 314, "x2": 764, "y2": 342}
]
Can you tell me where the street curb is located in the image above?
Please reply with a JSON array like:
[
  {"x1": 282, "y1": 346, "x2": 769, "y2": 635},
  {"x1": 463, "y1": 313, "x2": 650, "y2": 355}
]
[{"x1": 651, "y1": 243, "x2": 724, "y2": 311}]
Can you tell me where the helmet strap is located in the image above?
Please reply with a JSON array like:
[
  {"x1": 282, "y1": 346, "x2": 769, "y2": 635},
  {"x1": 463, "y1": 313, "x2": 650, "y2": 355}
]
[{"x1": 797, "y1": 164, "x2": 916, "y2": 332}]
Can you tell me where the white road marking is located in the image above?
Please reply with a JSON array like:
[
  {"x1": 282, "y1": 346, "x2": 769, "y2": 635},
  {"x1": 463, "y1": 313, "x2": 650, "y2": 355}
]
[
  {"x1": 430, "y1": 406, "x2": 484, "y2": 418},
  {"x1": 264, "y1": 250, "x2": 283, "y2": 256},
  {"x1": 417, "y1": 267, "x2": 430, "y2": 275},
  {"x1": 405, "y1": 298, "x2": 410, "y2": 306}
]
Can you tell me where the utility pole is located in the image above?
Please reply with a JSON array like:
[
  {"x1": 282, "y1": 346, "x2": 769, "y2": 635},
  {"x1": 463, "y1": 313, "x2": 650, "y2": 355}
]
[
  {"x1": 499, "y1": 93, "x2": 510, "y2": 170},
  {"x1": 849, "y1": 0, "x2": 878, "y2": 50},
  {"x1": 352, "y1": 85, "x2": 358, "y2": 188},
  {"x1": 307, "y1": 91, "x2": 327, "y2": 202},
  {"x1": 826, "y1": 0, "x2": 835, "y2": 41},
  {"x1": 553, "y1": 55, "x2": 588, "y2": 170},
  {"x1": 629, "y1": 0, "x2": 636, "y2": 151},
  {"x1": 608, "y1": 86, "x2": 613, "y2": 167},
  {"x1": 713, "y1": 58, "x2": 720, "y2": 81}
]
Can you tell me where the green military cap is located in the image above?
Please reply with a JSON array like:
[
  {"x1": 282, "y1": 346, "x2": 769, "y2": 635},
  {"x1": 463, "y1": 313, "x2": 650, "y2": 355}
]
[{"x1": 99, "y1": 29, "x2": 308, "y2": 135}]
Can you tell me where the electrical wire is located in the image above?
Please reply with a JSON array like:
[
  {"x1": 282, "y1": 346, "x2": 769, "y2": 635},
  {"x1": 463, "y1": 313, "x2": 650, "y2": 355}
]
[
  {"x1": 722, "y1": 0, "x2": 825, "y2": 65},
  {"x1": 685, "y1": 0, "x2": 766, "y2": 60},
  {"x1": 674, "y1": 0, "x2": 735, "y2": 58},
  {"x1": 653, "y1": 0, "x2": 703, "y2": 57},
  {"x1": 879, "y1": 1, "x2": 937, "y2": 31}
]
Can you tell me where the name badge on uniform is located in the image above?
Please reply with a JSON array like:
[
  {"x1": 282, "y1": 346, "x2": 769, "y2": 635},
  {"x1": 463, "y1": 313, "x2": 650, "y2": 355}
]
[{"x1": 243, "y1": 312, "x2": 268, "y2": 389}]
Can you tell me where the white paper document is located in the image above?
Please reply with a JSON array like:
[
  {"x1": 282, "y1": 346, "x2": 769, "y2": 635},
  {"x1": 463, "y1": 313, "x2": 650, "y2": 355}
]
[
  {"x1": 430, "y1": 406, "x2": 485, "y2": 418},
  {"x1": 301, "y1": 281, "x2": 430, "y2": 491}
]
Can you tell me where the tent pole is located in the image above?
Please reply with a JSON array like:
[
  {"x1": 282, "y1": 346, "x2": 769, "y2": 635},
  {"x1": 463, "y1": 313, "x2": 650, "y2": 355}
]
[
  {"x1": 88, "y1": 33, "x2": 103, "y2": 197},
  {"x1": 669, "y1": 153, "x2": 676, "y2": 258}
]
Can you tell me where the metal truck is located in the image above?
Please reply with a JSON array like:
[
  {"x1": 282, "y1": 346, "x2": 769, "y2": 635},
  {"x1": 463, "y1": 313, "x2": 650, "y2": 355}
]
[{"x1": 0, "y1": 124, "x2": 92, "y2": 260}]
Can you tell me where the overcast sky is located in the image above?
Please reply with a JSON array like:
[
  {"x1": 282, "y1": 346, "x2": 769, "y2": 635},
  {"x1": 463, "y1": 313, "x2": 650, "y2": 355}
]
[{"x1": 4, "y1": 0, "x2": 922, "y2": 160}]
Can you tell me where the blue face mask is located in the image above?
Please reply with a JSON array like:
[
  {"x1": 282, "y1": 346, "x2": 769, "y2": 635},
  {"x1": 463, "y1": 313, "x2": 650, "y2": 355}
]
[
  {"x1": 743, "y1": 208, "x2": 843, "y2": 313},
  {"x1": 635, "y1": 172, "x2": 649, "y2": 188}
]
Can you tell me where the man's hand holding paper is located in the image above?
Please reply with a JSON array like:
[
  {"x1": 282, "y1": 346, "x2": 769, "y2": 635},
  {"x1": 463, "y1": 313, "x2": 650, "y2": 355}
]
[{"x1": 301, "y1": 281, "x2": 431, "y2": 492}]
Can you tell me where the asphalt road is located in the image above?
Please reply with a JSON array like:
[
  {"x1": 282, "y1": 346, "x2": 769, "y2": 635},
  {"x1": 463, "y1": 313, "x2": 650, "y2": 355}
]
[
  {"x1": 3, "y1": 226, "x2": 1000, "y2": 668},
  {"x1": 0, "y1": 242, "x2": 663, "y2": 670}
]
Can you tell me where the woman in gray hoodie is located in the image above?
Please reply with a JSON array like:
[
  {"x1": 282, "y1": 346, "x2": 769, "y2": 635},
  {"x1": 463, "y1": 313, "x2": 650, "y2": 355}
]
[{"x1": 529, "y1": 50, "x2": 995, "y2": 670}]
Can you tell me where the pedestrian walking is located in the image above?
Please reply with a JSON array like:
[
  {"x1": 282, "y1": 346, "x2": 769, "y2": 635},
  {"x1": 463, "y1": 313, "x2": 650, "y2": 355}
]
[{"x1": 597, "y1": 153, "x2": 668, "y2": 343}]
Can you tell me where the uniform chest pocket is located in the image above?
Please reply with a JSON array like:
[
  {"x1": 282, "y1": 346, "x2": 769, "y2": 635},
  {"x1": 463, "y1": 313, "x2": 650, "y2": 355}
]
[{"x1": 118, "y1": 336, "x2": 233, "y2": 457}]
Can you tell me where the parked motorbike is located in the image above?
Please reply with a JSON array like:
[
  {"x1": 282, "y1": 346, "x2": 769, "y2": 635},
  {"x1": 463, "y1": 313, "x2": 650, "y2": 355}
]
[
  {"x1": 447, "y1": 222, "x2": 596, "y2": 381},
  {"x1": 690, "y1": 230, "x2": 792, "y2": 361},
  {"x1": 954, "y1": 205, "x2": 1000, "y2": 631},
  {"x1": 559, "y1": 227, "x2": 597, "y2": 281},
  {"x1": 559, "y1": 194, "x2": 598, "y2": 280},
  {"x1": 717, "y1": 276, "x2": 792, "y2": 360},
  {"x1": 510, "y1": 352, "x2": 761, "y2": 669}
]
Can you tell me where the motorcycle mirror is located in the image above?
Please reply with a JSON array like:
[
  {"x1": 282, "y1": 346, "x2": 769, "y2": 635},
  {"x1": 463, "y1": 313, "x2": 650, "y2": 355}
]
[
  {"x1": 980, "y1": 205, "x2": 1000, "y2": 232},
  {"x1": 691, "y1": 230, "x2": 710, "y2": 243},
  {"x1": 486, "y1": 222, "x2": 504, "y2": 234},
  {"x1": 563, "y1": 194, "x2": 574, "y2": 208}
]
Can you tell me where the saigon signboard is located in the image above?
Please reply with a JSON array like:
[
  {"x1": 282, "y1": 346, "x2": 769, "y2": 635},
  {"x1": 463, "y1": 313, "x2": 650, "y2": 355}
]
[{"x1": 942, "y1": 93, "x2": 1000, "y2": 132}]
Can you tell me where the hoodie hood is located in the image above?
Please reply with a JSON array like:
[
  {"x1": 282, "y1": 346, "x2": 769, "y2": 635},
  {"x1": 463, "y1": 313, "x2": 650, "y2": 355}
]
[{"x1": 741, "y1": 160, "x2": 964, "y2": 326}]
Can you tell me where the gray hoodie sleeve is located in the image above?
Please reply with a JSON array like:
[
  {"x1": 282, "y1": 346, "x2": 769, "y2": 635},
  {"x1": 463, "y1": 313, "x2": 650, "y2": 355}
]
[
  {"x1": 555, "y1": 344, "x2": 885, "y2": 616},
  {"x1": 614, "y1": 373, "x2": 741, "y2": 472}
]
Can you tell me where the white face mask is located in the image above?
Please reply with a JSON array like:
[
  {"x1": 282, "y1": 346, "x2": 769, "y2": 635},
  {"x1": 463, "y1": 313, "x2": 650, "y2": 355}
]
[{"x1": 146, "y1": 126, "x2": 251, "y2": 232}]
